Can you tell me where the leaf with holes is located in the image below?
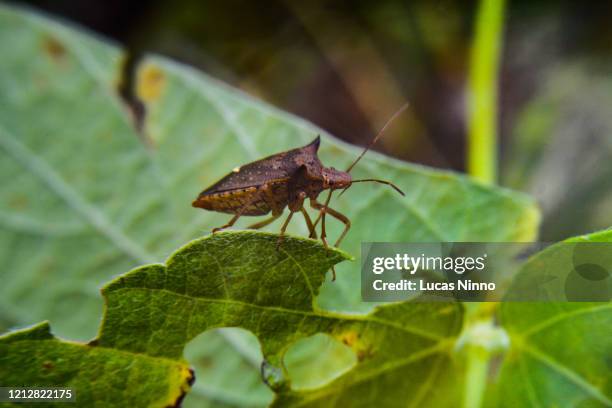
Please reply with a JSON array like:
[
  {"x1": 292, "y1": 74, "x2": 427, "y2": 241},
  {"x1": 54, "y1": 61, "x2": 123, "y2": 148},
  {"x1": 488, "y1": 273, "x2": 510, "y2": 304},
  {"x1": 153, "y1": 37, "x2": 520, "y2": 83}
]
[
  {"x1": 3, "y1": 229, "x2": 612, "y2": 407},
  {"x1": 1, "y1": 231, "x2": 463, "y2": 408}
]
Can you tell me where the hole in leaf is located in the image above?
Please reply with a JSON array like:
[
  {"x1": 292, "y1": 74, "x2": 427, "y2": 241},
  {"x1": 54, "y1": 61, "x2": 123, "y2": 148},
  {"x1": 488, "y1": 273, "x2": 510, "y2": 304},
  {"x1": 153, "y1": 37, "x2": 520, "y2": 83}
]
[
  {"x1": 284, "y1": 333, "x2": 357, "y2": 390},
  {"x1": 183, "y1": 328, "x2": 273, "y2": 407}
]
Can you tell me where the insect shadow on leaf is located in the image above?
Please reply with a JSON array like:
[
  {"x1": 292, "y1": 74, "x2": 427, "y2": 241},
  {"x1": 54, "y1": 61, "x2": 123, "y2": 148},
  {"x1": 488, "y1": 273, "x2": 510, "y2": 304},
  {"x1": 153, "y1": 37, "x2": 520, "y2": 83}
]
[{"x1": 192, "y1": 104, "x2": 408, "y2": 280}]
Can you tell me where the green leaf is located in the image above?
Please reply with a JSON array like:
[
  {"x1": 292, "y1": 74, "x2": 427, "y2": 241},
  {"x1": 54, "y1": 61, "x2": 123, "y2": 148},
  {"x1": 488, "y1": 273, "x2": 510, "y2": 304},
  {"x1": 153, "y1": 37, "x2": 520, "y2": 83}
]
[
  {"x1": 1, "y1": 231, "x2": 462, "y2": 408},
  {"x1": 0, "y1": 322, "x2": 193, "y2": 408},
  {"x1": 496, "y1": 229, "x2": 612, "y2": 407},
  {"x1": 97, "y1": 231, "x2": 463, "y2": 406},
  {"x1": 0, "y1": 5, "x2": 539, "y2": 407},
  {"x1": 0, "y1": 231, "x2": 348, "y2": 407},
  {"x1": 3, "y1": 229, "x2": 611, "y2": 407},
  {"x1": 0, "y1": 5, "x2": 158, "y2": 339},
  {"x1": 98, "y1": 232, "x2": 350, "y2": 360}
]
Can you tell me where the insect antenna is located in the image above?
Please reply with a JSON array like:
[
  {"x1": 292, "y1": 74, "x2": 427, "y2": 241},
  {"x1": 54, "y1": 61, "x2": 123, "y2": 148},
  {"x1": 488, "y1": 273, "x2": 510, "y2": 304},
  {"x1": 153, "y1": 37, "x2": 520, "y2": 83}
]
[
  {"x1": 313, "y1": 103, "x2": 410, "y2": 248},
  {"x1": 340, "y1": 178, "x2": 405, "y2": 196},
  {"x1": 337, "y1": 103, "x2": 409, "y2": 197},
  {"x1": 345, "y1": 102, "x2": 410, "y2": 173}
]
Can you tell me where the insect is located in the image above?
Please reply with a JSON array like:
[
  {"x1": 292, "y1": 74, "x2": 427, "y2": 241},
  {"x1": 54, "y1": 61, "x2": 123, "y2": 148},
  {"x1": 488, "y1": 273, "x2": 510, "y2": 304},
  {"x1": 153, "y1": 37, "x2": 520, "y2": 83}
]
[{"x1": 193, "y1": 104, "x2": 408, "y2": 280}]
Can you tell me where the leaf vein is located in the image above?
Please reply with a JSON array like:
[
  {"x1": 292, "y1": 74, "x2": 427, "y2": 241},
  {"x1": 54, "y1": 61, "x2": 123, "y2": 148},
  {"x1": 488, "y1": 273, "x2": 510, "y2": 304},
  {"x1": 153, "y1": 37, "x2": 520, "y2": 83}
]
[
  {"x1": 0, "y1": 127, "x2": 154, "y2": 264},
  {"x1": 522, "y1": 303, "x2": 612, "y2": 338},
  {"x1": 522, "y1": 344, "x2": 612, "y2": 406}
]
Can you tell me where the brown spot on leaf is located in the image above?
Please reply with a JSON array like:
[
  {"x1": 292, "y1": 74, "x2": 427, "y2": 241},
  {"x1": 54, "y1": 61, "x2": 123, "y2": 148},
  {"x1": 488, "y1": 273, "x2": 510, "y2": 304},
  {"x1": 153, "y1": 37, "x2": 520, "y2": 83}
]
[
  {"x1": 8, "y1": 194, "x2": 28, "y2": 210},
  {"x1": 138, "y1": 64, "x2": 166, "y2": 102},
  {"x1": 340, "y1": 331, "x2": 359, "y2": 347},
  {"x1": 43, "y1": 36, "x2": 66, "y2": 62},
  {"x1": 337, "y1": 330, "x2": 373, "y2": 362},
  {"x1": 197, "y1": 356, "x2": 213, "y2": 368},
  {"x1": 356, "y1": 346, "x2": 374, "y2": 362},
  {"x1": 42, "y1": 361, "x2": 54, "y2": 371}
]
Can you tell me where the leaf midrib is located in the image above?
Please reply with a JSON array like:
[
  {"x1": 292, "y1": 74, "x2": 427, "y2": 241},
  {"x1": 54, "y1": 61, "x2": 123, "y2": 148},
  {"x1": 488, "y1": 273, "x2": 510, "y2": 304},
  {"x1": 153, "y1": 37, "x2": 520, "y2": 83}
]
[
  {"x1": 109, "y1": 286, "x2": 446, "y2": 343},
  {"x1": 9, "y1": 338, "x2": 187, "y2": 366},
  {"x1": 0, "y1": 126, "x2": 154, "y2": 264}
]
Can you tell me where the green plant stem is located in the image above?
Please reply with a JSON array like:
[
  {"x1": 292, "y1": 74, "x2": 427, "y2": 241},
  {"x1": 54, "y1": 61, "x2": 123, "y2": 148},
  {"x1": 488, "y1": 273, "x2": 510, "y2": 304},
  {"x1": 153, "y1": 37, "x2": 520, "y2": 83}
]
[
  {"x1": 465, "y1": 1, "x2": 507, "y2": 405},
  {"x1": 466, "y1": 1, "x2": 507, "y2": 400},
  {"x1": 464, "y1": 344, "x2": 491, "y2": 408},
  {"x1": 460, "y1": 306, "x2": 509, "y2": 408},
  {"x1": 461, "y1": 304, "x2": 491, "y2": 408},
  {"x1": 467, "y1": 0, "x2": 506, "y2": 184}
]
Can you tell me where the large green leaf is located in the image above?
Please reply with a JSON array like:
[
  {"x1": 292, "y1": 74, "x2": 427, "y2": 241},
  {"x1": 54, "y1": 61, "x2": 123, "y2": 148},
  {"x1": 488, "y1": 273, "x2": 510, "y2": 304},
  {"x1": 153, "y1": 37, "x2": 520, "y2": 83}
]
[
  {"x1": 496, "y1": 229, "x2": 612, "y2": 407},
  {"x1": 3, "y1": 229, "x2": 609, "y2": 407},
  {"x1": 0, "y1": 5, "x2": 540, "y2": 407},
  {"x1": 99, "y1": 232, "x2": 462, "y2": 407},
  {"x1": 1, "y1": 231, "x2": 464, "y2": 407}
]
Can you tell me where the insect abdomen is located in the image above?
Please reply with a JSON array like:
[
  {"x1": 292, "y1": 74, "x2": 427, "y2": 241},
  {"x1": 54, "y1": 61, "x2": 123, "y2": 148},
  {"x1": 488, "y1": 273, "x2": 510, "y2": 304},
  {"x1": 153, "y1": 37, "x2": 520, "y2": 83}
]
[{"x1": 192, "y1": 186, "x2": 270, "y2": 215}]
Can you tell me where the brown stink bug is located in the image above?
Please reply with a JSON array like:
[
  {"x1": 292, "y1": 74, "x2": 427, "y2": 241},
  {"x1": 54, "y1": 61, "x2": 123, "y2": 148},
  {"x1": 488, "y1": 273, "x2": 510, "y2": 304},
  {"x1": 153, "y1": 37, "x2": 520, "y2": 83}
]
[{"x1": 192, "y1": 104, "x2": 408, "y2": 279}]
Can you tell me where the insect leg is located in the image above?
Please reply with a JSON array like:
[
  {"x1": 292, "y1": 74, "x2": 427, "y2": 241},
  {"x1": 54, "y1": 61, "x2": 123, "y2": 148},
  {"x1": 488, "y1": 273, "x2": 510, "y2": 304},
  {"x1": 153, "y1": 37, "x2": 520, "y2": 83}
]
[
  {"x1": 310, "y1": 198, "x2": 331, "y2": 247},
  {"x1": 311, "y1": 190, "x2": 332, "y2": 230},
  {"x1": 212, "y1": 213, "x2": 242, "y2": 234},
  {"x1": 276, "y1": 211, "x2": 295, "y2": 249},
  {"x1": 311, "y1": 201, "x2": 351, "y2": 246},
  {"x1": 247, "y1": 213, "x2": 281, "y2": 230},
  {"x1": 310, "y1": 198, "x2": 337, "y2": 281},
  {"x1": 288, "y1": 190, "x2": 315, "y2": 239},
  {"x1": 321, "y1": 206, "x2": 351, "y2": 247},
  {"x1": 301, "y1": 208, "x2": 317, "y2": 239}
]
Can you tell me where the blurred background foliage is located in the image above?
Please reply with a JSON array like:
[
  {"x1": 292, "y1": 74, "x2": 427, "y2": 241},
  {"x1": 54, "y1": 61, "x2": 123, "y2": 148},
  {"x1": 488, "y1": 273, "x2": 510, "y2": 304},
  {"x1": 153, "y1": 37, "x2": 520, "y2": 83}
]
[{"x1": 15, "y1": 0, "x2": 612, "y2": 243}]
